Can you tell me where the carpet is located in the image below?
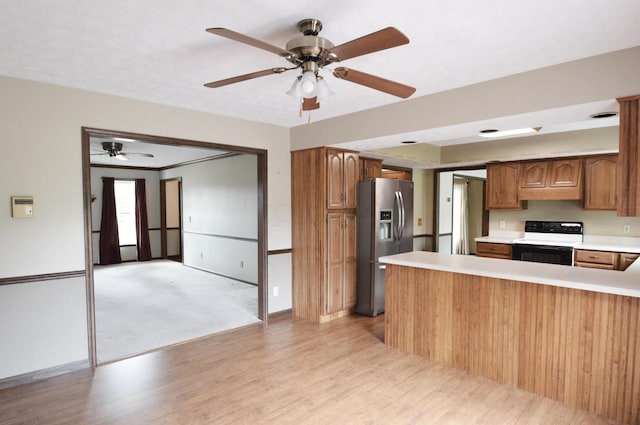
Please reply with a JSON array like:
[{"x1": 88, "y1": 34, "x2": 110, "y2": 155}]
[{"x1": 94, "y1": 260, "x2": 260, "y2": 363}]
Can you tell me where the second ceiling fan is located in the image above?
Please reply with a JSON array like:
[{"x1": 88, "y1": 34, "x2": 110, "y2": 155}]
[{"x1": 204, "y1": 18, "x2": 416, "y2": 112}]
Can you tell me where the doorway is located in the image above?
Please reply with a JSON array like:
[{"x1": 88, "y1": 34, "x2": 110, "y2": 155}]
[
  {"x1": 161, "y1": 178, "x2": 182, "y2": 262},
  {"x1": 435, "y1": 168, "x2": 488, "y2": 255},
  {"x1": 81, "y1": 127, "x2": 268, "y2": 367}
]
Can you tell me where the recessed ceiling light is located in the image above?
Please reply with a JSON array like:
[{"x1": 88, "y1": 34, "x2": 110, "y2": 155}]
[
  {"x1": 478, "y1": 127, "x2": 541, "y2": 138},
  {"x1": 401, "y1": 140, "x2": 417, "y2": 144},
  {"x1": 589, "y1": 112, "x2": 618, "y2": 119}
]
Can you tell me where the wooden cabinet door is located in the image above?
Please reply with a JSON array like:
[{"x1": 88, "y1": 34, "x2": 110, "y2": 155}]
[
  {"x1": 326, "y1": 212, "x2": 357, "y2": 313},
  {"x1": 486, "y1": 162, "x2": 524, "y2": 209},
  {"x1": 519, "y1": 161, "x2": 548, "y2": 189},
  {"x1": 584, "y1": 155, "x2": 617, "y2": 210},
  {"x1": 327, "y1": 150, "x2": 344, "y2": 209},
  {"x1": 519, "y1": 158, "x2": 583, "y2": 200},
  {"x1": 619, "y1": 253, "x2": 639, "y2": 271},
  {"x1": 548, "y1": 159, "x2": 582, "y2": 188},
  {"x1": 343, "y1": 212, "x2": 357, "y2": 308},
  {"x1": 360, "y1": 158, "x2": 383, "y2": 180},
  {"x1": 327, "y1": 150, "x2": 358, "y2": 209},
  {"x1": 326, "y1": 213, "x2": 345, "y2": 313},
  {"x1": 343, "y1": 152, "x2": 359, "y2": 209}
]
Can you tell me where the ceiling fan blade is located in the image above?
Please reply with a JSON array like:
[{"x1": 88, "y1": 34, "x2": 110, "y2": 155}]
[
  {"x1": 204, "y1": 67, "x2": 294, "y2": 88},
  {"x1": 206, "y1": 28, "x2": 291, "y2": 57},
  {"x1": 333, "y1": 67, "x2": 416, "y2": 98},
  {"x1": 114, "y1": 154, "x2": 128, "y2": 161},
  {"x1": 302, "y1": 97, "x2": 320, "y2": 111},
  {"x1": 328, "y1": 27, "x2": 409, "y2": 62}
]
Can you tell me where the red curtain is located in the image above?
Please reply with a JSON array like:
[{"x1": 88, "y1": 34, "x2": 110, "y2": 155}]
[
  {"x1": 135, "y1": 179, "x2": 152, "y2": 261},
  {"x1": 99, "y1": 177, "x2": 122, "y2": 265}
]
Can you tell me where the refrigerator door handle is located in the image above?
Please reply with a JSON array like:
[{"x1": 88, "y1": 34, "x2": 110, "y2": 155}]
[
  {"x1": 398, "y1": 190, "x2": 405, "y2": 240},
  {"x1": 393, "y1": 191, "x2": 401, "y2": 243}
]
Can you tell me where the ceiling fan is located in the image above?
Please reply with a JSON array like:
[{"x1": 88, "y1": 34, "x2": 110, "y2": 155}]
[
  {"x1": 91, "y1": 141, "x2": 154, "y2": 161},
  {"x1": 204, "y1": 18, "x2": 416, "y2": 112}
]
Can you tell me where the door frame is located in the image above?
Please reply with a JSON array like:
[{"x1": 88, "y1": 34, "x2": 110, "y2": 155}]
[
  {"x1": 160, "y1": 177, "x2": 182, "y2": 261},
  {"x1": 81, "y1": 127, "x2": 268, "y2": 368}
]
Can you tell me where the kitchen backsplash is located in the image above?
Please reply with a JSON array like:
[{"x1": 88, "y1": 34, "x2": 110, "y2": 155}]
[{"x1": 489, "y1": 200, "x2": 640, "y2": 237}]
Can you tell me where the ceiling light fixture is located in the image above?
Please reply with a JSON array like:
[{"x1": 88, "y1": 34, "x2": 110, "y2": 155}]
[
  {"x1": 478, "y1": 127, "x2": 542, "y2": 138},
  {"x1": 590, "y1": 112, "x2": 618, "y2": 119}
]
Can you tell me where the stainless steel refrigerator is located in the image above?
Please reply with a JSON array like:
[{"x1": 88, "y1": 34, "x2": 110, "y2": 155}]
[{"x1": 356, "y1": 178, "x2": 413, "y2": 316}]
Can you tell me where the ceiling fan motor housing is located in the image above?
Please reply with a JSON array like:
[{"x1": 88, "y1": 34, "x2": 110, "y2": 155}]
[
  {"x1": 285, "y1": 35, "x2": 335, "y2": 67},
  {"x1": 102, "y1": 141, "x2": 123, "y2": 156}
]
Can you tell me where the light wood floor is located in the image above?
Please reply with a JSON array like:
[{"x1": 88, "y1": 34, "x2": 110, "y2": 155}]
[{"x1": 0, "y1": 313, "x2": 624, "y2": 425}]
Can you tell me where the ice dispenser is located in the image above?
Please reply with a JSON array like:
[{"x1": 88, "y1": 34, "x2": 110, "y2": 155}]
[{"x1": 379, "y1": 209, "x2": 392, "y2": 241}]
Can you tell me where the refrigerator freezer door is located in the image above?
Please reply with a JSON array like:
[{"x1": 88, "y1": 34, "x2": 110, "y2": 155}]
[{"x1": 355, "y1": 178, "x2": 414, "y2": 317}]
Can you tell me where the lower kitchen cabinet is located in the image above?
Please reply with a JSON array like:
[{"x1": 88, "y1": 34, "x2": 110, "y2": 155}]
[
  {"x1": 575, "y1": 249, "x2": 640, "y2": 271},
  {"x1": 326, "y1": 212, "x2": 357, "y2": 314},
  {"x1": 476, "y1": 242, "x2": 512, "y2": 259},
  {"x1": 620, "y1": 253, "x2": 640, "y2": 271},
  {"x1": 574, "y1": 249, "x2": 618, "y2": 270}
]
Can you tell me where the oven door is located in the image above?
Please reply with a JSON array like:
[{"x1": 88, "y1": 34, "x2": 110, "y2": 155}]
[{"x1": 512, "y1": 243, "x2": 574, "y2": 266}]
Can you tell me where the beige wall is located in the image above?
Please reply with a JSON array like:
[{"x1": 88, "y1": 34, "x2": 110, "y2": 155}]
[
  {"x1": 412, "y1": 169, "x2": 434, "y2": 251},
  {"x1": 0, "y1": 75, "x2": 291, "y2": 380},
  {"x1": 490, "y1": 200, "x2": 640, "y2": 237}
]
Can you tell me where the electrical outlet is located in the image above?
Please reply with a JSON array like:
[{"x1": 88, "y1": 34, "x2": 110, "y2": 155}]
[
  {"x1": 273, "y1": 286, "x2": 279, "y2": 297},
  {"x1": 499, "y1": 220, "x2": 506, "y2": 229},
  {"x1": 623, "y1": 224, "x2": 631, "y2": 234},
  {"x1": 200, "y1": 252, "x2": 203, "y2": 259}
]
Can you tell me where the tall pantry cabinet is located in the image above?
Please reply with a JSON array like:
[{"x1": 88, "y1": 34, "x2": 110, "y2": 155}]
[{"x1": 291, "y1": 147, "x2": 359, "y2": 323}]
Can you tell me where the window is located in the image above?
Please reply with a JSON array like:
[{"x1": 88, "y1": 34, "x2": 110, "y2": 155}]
[{"x1": 114, "y1": 180, "x2": 137, "y2": 245}]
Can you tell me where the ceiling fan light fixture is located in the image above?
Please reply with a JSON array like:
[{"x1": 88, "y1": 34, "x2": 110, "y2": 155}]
[
  {"x1": 316, "y1": 76, "x2": 333, "y2": 101},
  {"x1": 286, "y1": 77, "x2": 302, "y2": 97},
  {"x1": 299, "y1": 70, "x2": 318, "y2": 98}
]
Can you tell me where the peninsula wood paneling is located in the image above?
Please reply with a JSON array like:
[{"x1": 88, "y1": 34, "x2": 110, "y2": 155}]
[{"x1": 385, "y1": 264, "x2": 640, "y2": 424}]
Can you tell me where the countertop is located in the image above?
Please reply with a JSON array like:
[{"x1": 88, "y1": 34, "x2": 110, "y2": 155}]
[
  {"x1": 379, "y1": 251, "x2": 640, "y2": 298},
  {"x1": 475, "y1": 234, "x2": 640, "y2": 254}
]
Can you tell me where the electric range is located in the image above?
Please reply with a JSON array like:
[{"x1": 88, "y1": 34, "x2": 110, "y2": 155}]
[{"x1": 512, "y1": 220, "x2": 583, "y2": 266}]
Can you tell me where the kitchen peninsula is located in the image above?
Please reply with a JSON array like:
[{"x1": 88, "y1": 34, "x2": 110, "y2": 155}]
[{"x1": 381, "y1": 251, "x2": 640, "y2": 424}]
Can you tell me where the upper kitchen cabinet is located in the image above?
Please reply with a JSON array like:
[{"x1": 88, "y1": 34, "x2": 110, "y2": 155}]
[
  {"x1": 486, "y1": 162, "x2": 526, "y2": 210},
  {"x1": 381, "y1": 168, "x2": 412, "y2": 181},
  {"x1": 359, "y1": 157, "x2": 383, "y2": 181},
  {"x1": 584, "y1": 154, "x2": 617, "y2": 210},
  {"x1": 518, "y1": 158, "x2": 583, "y2": 200},
  {"x1": 327, "y1": 148, "x2": 359, "y2": 209}
]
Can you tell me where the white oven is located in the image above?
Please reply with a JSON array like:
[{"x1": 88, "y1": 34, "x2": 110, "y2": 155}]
[{"x1": 511, "y1": 221, "x2": 583, "y2": 266}]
